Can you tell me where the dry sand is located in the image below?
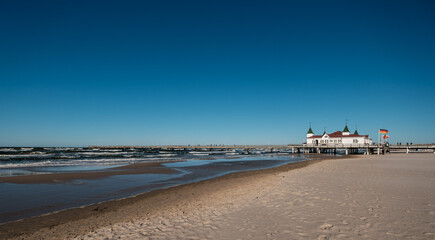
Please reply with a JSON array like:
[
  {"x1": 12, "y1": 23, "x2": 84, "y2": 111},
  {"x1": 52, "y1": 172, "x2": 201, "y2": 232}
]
[{"x1": 2, "y1": 153, "x2": 434, "y2": 239}]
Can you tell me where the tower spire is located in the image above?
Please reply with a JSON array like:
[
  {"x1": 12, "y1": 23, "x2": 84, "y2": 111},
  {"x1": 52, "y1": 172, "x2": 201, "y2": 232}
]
[
  {"x1": 343, "y1": 122, "x2": 350, "y2": 133},
  {"x1": 307, "y1": 122, "x2": 314, "y2": 138},
  {"x1": 354, "y1": 125, "x2": 359, "y2": 135},
  {"x1": 307, "y1": 122, "x2": 313, "y2": 134},
  {"x1": 343, "y1": 120, "x2": 350, "y2": 135}
]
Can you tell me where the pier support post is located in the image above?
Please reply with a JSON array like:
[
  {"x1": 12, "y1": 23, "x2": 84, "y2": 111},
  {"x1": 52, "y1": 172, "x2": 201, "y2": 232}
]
[
  {"x1": 292, "y1": 147, "x2": 295, "y2": 154},
  {"x1": 317, "y1": 148, "x2": 320, "y2": 154},
  {"x1": 345, "y1": 148, "x2": 349, "y2": 155},
  {"x1": 377, "y1": 147, "x2": 380, "y2": 155},
  {"x1": 406, "y1": 147, "x2": 409, "y2": 154}
]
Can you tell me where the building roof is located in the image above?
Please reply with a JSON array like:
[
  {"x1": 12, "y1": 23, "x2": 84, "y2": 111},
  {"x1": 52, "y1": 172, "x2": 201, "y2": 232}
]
[
  {"x1": 308, "y1": 134, "x2": 324, "y2": 138},
  {"x1": 354, "y1": 130, "x2": 359, "y2": 135},
  {"x1": 308, "y1": 131, "x2": 368, "y2": 139},
  {"x1": 343, "y1": 125, "x2": 350, "y2": 132},
  {"x1": 307, "y1": 127, "x2": 314, "y2": 134}
]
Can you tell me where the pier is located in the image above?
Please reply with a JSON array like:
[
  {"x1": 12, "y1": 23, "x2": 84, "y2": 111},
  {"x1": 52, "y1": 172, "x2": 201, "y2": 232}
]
[{"x1": 89, "y1": 144, "x2": 435, "y2": 155}]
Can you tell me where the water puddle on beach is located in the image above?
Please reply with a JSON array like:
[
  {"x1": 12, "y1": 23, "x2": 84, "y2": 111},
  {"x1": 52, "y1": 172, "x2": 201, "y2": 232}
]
[{"x1": 0, "y1": 153, "x2": 306, "y2": 224}]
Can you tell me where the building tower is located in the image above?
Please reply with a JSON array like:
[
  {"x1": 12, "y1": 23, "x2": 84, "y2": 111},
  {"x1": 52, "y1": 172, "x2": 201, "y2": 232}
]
[
  {"x1": 343, "y1": 124, "x2": 350, "y2": 136},
  {"x1": 307, "y1": 126, "x2": 314, "y2": 138}
]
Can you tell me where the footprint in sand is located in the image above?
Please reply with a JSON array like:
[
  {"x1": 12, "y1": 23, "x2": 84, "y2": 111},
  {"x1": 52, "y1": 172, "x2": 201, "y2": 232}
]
[
  {"x1": 317, "y1": 234, "x2": 328, "y2": 240},
  {"x1": 320, "y1": 223, "x2": 334, "y2": 230}
]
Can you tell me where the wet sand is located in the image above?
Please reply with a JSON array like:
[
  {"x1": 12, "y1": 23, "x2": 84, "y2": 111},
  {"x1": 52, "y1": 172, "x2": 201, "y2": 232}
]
[
  {"x1": 0, "y1": 155, "x2": 323, "y2": 239},
  {"x1": 0, "y1": 161, "x2": 179, "y2": 184},
  {"x1": 0, "y1": 155, "x2": 305, "y2": 224},
  {"x1": 1, "y1": 154, "x2": 434, "y2": 239}
]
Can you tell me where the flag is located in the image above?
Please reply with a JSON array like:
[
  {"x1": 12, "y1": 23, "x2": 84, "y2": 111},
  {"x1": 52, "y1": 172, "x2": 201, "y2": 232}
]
[
  {"x1": 379, "y1": 129, "x2": 388, "y2": 134},
  {"x1": 383, "y1": 135, "x2": 390, "y2": 139}
]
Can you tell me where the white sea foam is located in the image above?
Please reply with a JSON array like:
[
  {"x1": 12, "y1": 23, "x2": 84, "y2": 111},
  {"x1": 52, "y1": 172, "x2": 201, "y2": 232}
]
[
  {"x1": 159, "y1": 151, "x2": 175, "y2": 154},
  {"x1": 45, "y1": 147, "x2": 76, "y2": 151},
  {"x1": 189, "y1": 153, "x2": 210, "y2": 156},
  {"x1": 0, "y1": 160, "x2": 54, "y2": 168},
  {"x1": 77, "y1": 152, "x2": 128, "y2": 156},
  {"x1": 0, "y1": 147, "x2": 258, "y2": 170},
  {"x1": 0, "y1": 157, "x2": 173, "y2": 168},
  {"x1": 157, "y1": 154, "x2": 178, "y2": 157},
  {"x1": 0, "y1": 153, "x2": 54, "y2": 159},
  {"x1": 20, "y1": 148, "x2": 34, "y2": 151},
  {"x1": 0, "y1": 148, "x2": 18, "y2": 152}
]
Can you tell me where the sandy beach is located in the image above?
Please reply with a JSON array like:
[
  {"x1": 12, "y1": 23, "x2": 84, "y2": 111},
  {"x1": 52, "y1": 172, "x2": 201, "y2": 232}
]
[{"x1": 1, "y1": 153, "x2": 434, "y2": 239}]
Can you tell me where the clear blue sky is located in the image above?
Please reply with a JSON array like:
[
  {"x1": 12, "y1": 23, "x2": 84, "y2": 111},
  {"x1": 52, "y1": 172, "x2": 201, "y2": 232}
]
[{"x1": 1, "y1": 0, "x2": 434, "y2": 146}]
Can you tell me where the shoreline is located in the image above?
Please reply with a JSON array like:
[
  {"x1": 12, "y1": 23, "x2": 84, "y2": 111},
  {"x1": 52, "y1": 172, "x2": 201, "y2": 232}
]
[
  {"x1": 0, "y1": 154, "x2": 341, "y2": 239},
  {"x1": 0, "y1": 161, "x2": 179, "y2": 184},
  {"x1": 0, "y1": 153, "x2": 300, "y2": 184}
]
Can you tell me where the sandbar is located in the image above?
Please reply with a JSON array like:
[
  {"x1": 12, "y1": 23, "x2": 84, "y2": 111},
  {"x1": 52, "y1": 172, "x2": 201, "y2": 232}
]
[{"x1": 0, "y1": 161, "x2": 178, "y2": 184}]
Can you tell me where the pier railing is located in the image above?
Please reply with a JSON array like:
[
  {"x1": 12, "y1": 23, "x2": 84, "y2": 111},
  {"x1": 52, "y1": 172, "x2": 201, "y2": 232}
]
[{"x1": 302, "y1": 143, "x2": 373, "y2": 148}]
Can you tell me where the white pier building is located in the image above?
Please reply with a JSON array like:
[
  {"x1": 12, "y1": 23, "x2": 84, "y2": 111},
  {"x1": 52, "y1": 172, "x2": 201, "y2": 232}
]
[{"x1": 306, "y1": 125, "x2": 373, "y2": 146}]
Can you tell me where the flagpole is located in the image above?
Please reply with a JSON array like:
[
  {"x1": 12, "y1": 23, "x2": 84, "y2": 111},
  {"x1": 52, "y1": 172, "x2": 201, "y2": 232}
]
[{"x1": 378, "y1": 129, "x2": 380, "y2": 146}]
